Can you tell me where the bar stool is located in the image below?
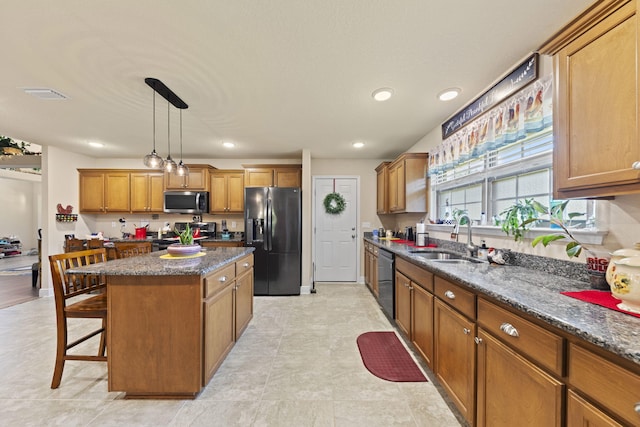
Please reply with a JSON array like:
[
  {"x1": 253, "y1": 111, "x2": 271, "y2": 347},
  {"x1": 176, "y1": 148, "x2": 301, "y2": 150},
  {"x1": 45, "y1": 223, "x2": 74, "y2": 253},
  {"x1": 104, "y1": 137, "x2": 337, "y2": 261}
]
[
  {"x1": 48, "y1": 248, "x2": 108, "y2": 388},
  {"x1": 114, "y1": 241, "x2": 152, "y2": 258}
]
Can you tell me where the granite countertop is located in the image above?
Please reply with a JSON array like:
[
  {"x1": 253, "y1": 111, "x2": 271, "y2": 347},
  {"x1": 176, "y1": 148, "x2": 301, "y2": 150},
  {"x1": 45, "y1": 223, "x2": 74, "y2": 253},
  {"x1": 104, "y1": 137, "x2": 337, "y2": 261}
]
[
  {"x1": 68, "y1": 246, "x2": 254, "y2": 277},
  {"x1": 366, "y1": 237, "x2": 640, "y2": 367}
]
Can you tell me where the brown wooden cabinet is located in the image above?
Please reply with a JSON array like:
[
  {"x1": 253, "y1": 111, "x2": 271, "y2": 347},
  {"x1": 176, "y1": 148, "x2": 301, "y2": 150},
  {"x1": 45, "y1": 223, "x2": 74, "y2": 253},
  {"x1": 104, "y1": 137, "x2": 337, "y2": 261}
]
[
  {"x1": 234, "y1": 255, "x2": 254, "y2": 340},
  {"x1": 386, "y1": 153, "x2": 428, "y2": 213},
  {"x1": 203, "y1": 277, "x2": 235, "y2": 384},
  {"x1": 568, "y1": 342, "x2": 640, "y2": 426},
  {"x1": 165, "y1": 164, "x2": 212, "y2": 191},
  {"x1": 130, "y1": 172, "x2": 164, "y2": 213},
  {"x1": 375, "y1": 162, "x2": 390, "y2": 214},
  {"x1": 202, "y1": 254, "x2": 254, "y2": 385},
  {"x1": 363, "y1": 241, "x2": 378, "y2": 297},
  {"x1": 395, "y1": 270, "x2": 412, "y2": 337},
  {"x1": 200, "y1": 241, "x2": 244, "y2": 248},
  {"x1": 243, "y1": 164, "x2": 302, "y2": 188},
  {"x1": 395, "y1": 257, "x2": 434, "y2": 369},
  {"x1": 476, "y1": 328, "x2": 563, "y2": 427},
  {"x1": 79, "y1": 170, "x2": 130, "y2": 213},
  {"x1": 434, "y1": 299, "x2": 476, "y2": 425},
  {"x1": 567, "y1": 390, "x2": 623, "y2": 427},
  {"x1": 541, "y1": 0, "x2": 640, "y2": 198},
  {"x1": 210, "y1": 170, "x2": 244, "y2": 214},
  {"x1": 433, "y1": 275, "x2": 476, "y2": 425}
]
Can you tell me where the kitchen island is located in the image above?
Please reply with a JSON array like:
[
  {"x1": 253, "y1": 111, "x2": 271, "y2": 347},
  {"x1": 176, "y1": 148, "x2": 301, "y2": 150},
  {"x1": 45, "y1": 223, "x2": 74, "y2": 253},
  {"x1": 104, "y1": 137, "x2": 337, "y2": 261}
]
[{"x1": 68, "y1": 246, "x2": 254, "y2": 399}]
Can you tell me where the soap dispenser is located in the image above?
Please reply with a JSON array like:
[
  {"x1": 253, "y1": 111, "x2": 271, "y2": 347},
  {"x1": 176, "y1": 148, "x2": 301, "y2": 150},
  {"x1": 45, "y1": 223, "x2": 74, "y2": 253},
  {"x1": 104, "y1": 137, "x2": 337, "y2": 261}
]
[{"x1": 478, "y1": 240, "x2": 489, "y2": 260}]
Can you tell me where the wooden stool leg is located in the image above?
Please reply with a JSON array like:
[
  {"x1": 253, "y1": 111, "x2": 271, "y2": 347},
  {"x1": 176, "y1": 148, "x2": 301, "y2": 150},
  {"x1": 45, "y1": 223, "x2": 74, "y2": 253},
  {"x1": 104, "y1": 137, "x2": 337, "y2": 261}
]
[
  {"x1": 99, "y1": 317, "x2": 107, "y2": 357},
  {"x1": 51, "y1": 319, "x2": 68, "y2": 389}
]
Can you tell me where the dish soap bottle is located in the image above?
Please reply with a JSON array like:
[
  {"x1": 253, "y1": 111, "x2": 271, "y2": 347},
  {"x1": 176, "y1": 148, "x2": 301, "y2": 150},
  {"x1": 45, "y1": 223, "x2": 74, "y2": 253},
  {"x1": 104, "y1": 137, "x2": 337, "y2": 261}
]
[{"x1": 478, "y1": 240, "x2": 489, "y2": 260}]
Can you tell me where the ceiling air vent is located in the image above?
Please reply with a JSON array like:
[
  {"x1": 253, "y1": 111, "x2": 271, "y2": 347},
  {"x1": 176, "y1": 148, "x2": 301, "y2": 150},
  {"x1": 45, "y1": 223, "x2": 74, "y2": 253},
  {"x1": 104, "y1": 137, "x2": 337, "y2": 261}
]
[{"x1": 22, "y1": 88, "x2": 69, "y2": 100}]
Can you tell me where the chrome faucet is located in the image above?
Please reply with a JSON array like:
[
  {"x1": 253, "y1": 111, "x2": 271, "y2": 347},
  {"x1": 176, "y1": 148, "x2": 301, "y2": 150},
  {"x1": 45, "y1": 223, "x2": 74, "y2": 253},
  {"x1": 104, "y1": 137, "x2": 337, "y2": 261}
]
[{"x1": 459, "y1": 214, "x2": 478, "y2": 257}]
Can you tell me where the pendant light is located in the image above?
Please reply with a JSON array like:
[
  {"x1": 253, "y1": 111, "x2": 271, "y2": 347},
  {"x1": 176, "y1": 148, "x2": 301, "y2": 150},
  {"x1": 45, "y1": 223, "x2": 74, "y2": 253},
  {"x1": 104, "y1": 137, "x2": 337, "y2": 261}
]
[
  {"x1": 175, "y1": 109, "x2": 189, "y2": 177},
  {"x1": 143, "y1": 90, "x2": 163, "y2": 168},
  {"x1": 163, "y1": 99, "x2": 177, "y2": 173}
]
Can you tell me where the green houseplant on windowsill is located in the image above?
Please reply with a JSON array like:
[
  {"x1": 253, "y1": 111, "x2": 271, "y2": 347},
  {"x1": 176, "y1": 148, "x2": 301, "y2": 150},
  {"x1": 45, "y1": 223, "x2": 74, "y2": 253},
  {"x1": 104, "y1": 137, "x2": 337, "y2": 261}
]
[{"x1": 498, "y1": 198, "x2": 540, "y2": 243}]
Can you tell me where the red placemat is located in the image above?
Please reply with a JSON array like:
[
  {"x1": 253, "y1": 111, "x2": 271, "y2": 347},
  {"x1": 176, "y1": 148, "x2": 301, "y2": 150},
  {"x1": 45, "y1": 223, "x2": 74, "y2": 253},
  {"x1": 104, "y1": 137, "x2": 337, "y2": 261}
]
[{"x1": 560, "y1": 290, "x2": 640, "y2": 318}]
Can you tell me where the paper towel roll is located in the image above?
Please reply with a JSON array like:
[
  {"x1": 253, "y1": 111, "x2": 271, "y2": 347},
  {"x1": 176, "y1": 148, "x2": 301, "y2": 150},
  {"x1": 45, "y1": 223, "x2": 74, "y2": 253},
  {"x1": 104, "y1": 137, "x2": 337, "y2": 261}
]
[{"x1": 416, "y1": 223, "x2": 427, "y2": 246}]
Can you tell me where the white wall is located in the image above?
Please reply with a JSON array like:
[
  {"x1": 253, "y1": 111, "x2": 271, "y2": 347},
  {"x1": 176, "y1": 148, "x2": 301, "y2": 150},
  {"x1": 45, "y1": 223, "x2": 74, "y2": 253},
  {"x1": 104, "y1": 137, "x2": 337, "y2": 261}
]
[{"x1": 41, "y1": 146, "x2": 98, "y2": 295}]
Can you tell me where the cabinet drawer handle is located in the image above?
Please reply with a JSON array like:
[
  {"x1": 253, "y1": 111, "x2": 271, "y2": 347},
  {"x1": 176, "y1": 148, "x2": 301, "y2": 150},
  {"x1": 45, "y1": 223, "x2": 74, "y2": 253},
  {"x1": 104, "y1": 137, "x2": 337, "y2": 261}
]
[
  {"x1": 242, "y1": 262, "x2": 250, "y2": 268},
  {"x1": 632, "y1": 161, "x2": 640, "y2": 170},
  {"x1": 444, "y1": 290, "x2": 456, "y2": 300},
  {"x1": 500, "y1": 322, "x2": 519, "y2": 337},
  {"x1": 219, "y1": 276, "x2": 227, "y2": 283},
  {"x1": 635, "y1": 402, "x2": 640, "y2": 414},
  {"x1": 474, "y1": 337, "x2": 483, "y2": 345},
  {"x1": 463, "y1": 328, "x2": 471, "y2": 335}
]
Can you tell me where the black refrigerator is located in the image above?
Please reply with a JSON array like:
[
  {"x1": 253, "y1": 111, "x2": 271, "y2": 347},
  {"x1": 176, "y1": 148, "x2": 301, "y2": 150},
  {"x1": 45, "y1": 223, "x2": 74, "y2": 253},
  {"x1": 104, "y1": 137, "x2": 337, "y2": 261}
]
[{"x1": 244, "y1": 187, "x2": 301, "y2": 295}]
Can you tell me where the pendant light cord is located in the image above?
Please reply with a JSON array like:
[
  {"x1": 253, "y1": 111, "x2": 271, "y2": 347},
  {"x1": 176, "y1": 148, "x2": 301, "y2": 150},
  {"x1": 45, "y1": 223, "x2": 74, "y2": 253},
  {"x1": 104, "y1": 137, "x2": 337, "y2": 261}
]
[
  {"x1": 167, "y1": 100, "x2": 171, "y2": 156},
  {"x1": 152, "y1": 91, "x2": 156, "y2": 151},
  {"x1": 180, "y1": 110, "x2": 183, "y2": 160}
]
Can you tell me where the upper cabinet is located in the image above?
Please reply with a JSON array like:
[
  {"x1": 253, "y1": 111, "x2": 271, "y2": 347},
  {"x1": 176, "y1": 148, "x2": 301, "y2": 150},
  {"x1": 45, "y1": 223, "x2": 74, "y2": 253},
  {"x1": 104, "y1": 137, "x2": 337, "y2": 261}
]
[
  {"x1": 131, "y1": 172, "x2": 164, "y2": 213},
  {"x1": 209, "y1": 170, "x2": 244, "y2": 214},
  {"x1": 79, "y1": 170, "x2": 130, "y2": 213},
  {"x1": 376, "y1": 162, "x2": 390, "y2": 214},
  {"x1": 164, "y1": 164, "x2": 213, "y2": 191},
  {"x1": 243, "y1": 165, "x2": 302, "y2": 188},
  {"x1": 540, "y1": 0, "x2": 640, "y2": 198},
  {"x1": 385, "y1": 153, "x2": 428, "y2": 213}
]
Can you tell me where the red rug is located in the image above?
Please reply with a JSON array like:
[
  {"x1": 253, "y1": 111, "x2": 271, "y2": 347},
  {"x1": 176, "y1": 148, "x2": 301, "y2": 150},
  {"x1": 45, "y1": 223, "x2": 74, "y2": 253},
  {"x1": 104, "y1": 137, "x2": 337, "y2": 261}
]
[
  {"x1": 356, "y1": 332, "x2": 427, "y2": 382},
  {"x1": 561, "y1": 290, "x2": 640, "y2": 318}
]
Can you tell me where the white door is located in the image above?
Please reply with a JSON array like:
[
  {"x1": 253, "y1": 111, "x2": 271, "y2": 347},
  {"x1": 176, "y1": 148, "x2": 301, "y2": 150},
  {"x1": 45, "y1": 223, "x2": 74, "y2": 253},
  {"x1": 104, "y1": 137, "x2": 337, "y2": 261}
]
[{"x1": 314, "y1": 177, "x2": 358, "y2": 282}]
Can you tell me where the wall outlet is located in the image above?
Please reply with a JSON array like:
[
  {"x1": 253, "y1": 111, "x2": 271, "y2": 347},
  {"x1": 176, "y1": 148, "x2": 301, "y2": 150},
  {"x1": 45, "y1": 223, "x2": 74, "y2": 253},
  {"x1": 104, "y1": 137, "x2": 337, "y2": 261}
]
[
  {"x1": 231, "y1": 221, "x2": 237, "y2": 229},
  {"x1": 112, "y1": 222, "x2": 116, "y2": 228}
]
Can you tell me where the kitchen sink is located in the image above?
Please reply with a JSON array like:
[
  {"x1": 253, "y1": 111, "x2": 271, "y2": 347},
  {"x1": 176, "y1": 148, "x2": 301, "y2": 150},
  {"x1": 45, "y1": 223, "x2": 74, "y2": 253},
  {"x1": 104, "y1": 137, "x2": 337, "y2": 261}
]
[
  {"x1": 431, "y1": 258, "x2": 485, "y2": 264},
  {"x1": 408, "y1": 250, "x2": 462, "y2": 260}
]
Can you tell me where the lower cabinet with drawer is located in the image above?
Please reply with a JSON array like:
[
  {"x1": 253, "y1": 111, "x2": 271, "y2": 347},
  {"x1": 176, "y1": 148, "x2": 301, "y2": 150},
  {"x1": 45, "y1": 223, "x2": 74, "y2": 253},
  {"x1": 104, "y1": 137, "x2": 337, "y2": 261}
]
[
  {"x1": 395, "y1": 257, "x2": 434, "y2": 368},
  {"x1": 476, "y1": 298, "x2": 564, "y2": 427},
  {"x1": 203, "y1": 254, "x2": 254, "y2": 385},
  {"x1": 568, "y1": 343, "x2": 640, "y2": 426},
  {"x1": 434, "y1": 276, "x2": 477, "y2": 425}
]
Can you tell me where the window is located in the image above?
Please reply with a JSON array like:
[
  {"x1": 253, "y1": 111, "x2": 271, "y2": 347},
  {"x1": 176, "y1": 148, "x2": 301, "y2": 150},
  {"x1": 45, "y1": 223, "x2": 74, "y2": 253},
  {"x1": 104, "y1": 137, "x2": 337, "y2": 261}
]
[{"x1": 430, "y1": 129, "x2": 594, "y2": 226}]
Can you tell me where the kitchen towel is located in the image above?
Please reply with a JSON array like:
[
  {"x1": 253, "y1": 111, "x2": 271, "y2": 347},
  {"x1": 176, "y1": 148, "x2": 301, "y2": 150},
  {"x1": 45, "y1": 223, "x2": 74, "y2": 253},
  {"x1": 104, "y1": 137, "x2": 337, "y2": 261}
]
[
  {"x1": 356, "y1": 331, "x2": 427, "y2": 382},
  {"x1": 560, "y1": 290, "x2": 640, "y2": 319}
]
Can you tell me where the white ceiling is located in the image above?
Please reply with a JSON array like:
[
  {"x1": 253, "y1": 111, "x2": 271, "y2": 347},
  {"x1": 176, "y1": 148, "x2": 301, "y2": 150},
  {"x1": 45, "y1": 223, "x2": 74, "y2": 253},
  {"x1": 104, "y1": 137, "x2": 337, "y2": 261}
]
[{"x1": 1, "y1": 0, "x2": 595, "y2": 161}]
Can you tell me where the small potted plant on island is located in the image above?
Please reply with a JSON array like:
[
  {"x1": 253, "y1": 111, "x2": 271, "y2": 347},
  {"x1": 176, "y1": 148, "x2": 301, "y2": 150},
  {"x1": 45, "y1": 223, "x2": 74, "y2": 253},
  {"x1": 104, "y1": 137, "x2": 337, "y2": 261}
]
[{"x1": 167, "y1": 223, "x2": 201, "y2": 256}]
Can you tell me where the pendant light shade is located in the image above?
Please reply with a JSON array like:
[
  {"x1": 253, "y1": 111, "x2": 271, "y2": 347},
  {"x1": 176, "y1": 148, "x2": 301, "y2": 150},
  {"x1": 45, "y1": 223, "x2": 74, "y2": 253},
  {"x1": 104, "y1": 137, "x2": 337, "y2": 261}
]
[
  {"x1": 175, "y1": 109, "x2": 189, "y2": 177},
  {"x1": 143, "y1": 90, "x2": 163, "y2": 168},
  {"x1": 163, "y1": 99, "x2": 177, "y2": 173}
]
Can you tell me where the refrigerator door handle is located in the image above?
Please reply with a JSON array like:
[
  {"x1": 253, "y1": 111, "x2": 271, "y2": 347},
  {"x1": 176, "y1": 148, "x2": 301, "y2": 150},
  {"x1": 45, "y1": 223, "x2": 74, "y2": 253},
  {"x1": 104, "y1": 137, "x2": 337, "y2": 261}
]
[{"x1": 266, "y1": 197, "x2": 273, "y2": 251}]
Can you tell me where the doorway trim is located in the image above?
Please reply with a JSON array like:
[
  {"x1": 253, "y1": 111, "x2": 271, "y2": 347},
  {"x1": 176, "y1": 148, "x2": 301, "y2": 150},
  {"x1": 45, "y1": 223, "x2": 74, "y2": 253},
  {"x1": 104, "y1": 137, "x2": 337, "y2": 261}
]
[{"x1": 311, "y1": 175, "x2": 360, "y2": 289}]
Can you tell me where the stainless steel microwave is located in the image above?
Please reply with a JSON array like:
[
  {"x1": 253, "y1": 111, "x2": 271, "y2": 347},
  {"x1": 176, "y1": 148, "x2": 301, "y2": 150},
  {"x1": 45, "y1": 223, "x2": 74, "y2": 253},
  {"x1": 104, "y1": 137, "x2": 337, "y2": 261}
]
[{"x1": 163, "y1": 191, "x2": 209, "y2": 214}]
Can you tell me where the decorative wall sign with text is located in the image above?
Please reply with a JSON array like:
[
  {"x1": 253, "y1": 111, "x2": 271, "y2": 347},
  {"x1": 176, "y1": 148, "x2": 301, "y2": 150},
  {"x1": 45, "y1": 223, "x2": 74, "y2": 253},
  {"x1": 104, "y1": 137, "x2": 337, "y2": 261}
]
[{"x1": 442, "y1": 53, "x2": 538, "y2": 139}]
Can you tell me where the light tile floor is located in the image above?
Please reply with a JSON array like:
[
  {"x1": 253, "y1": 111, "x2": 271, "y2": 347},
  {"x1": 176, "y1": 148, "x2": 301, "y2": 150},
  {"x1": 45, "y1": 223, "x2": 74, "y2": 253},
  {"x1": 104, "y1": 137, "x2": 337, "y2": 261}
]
[{"x1": 0, "y1": 282, "x2": 463, "y2": 426}]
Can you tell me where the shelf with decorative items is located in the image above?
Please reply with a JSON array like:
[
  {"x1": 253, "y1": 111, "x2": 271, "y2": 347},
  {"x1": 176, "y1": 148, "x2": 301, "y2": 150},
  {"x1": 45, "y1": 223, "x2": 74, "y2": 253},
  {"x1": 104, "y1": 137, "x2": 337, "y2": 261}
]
[{"x1": 56, "y1": 214, "x2": 78, "y2": 222}]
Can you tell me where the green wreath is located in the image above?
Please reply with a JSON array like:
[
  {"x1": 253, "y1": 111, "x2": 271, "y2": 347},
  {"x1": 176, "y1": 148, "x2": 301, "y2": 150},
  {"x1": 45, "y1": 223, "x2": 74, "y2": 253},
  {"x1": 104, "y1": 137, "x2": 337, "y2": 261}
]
[{"x1": 323, "y1": 192, "x2": 346, "y2": 215}]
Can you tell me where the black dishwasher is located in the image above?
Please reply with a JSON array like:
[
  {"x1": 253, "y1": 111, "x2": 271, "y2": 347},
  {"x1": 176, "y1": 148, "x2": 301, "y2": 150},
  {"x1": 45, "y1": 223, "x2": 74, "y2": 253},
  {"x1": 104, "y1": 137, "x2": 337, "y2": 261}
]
[{"x1": 377, "y1": 248, "x2": 395, "y2": 320}]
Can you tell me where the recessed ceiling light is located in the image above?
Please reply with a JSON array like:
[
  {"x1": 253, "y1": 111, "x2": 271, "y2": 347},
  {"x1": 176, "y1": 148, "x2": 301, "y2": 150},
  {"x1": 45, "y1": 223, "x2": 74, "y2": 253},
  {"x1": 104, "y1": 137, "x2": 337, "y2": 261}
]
[
  {"x1": 88, "y1": 142, "x2": 104, "y2": 148},
  {"x1": 372, "y1": 88, "x2": 394, "y2": 102},
  {"x1": 352, "y1": 142, "x2": 364, "y2": 148},
  {"x1": 438, "y1": 87, "x2": 461, "y2": 101},
  {"x1": 222, "y1": 141, "x2": 235, "y2": 148}
]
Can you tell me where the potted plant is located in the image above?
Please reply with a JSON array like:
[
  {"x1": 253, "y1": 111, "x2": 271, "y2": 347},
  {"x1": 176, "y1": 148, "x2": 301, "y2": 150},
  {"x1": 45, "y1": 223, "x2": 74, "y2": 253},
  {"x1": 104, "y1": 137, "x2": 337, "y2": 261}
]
[
  {"x1": 168, "y1": 223, "x2": 200, "y2": 256},
  {"x1": 526, "y1": 200, "x2": 587, "y2": 258},
  {"x1": 498, "y1": 198, "x2": 539, "y2": 242}
]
